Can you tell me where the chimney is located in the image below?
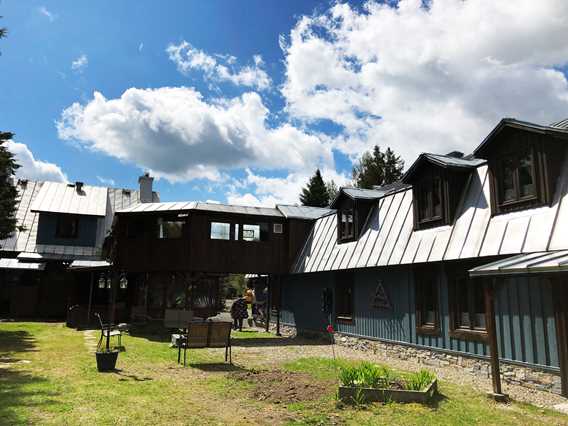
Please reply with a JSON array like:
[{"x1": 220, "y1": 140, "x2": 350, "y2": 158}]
[
  {"x1": 138, "y1": 172, "x2": 154, "y2": 203},
  {"x1": 75, "y1": 181, "x2": 84, "y2": 193},
  {"x1": 446, "y1": 151, "x2": 464, "y2": 159}
]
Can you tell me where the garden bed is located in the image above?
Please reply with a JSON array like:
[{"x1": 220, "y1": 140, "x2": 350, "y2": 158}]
[{"x1": 337, "y1": 361, "x2": 438, "y2": 404}]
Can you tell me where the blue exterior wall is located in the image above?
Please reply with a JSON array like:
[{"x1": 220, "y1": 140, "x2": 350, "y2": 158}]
[
  {"x1": 280, "y1": 266, "x2": 559, "y2": 370},
  {"x1": 36, "y1": 213, "x2": 98, "y2": 247}
]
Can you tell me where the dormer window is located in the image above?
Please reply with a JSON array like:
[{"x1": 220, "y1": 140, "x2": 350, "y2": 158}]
[
  {"x1": 494, "y1": 141, "x2": 541, "y2": 213},
  {"x1": 416, "y1": 173, "x2": 444, "y2": 226},
  {"x1": 338, "y1": 209, "x2": 354, "y2": 242},
  {"x1": 56, "y1": 215, "x2": 79, "y2": 239}
]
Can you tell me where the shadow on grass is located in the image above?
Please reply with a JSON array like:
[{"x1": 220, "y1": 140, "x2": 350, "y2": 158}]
[
  {"x1": 187, "y1": 362, "x2": 248, "y2": 373},
  {"x1": 112, "y1": 369, "x2": 154, "y2": 382},
  {"x1": 426, "y1": 390, "x2": 448, "y2": 409},
  {"x1": 0, "y1": 329, "x2": 60, "y2": 424}
]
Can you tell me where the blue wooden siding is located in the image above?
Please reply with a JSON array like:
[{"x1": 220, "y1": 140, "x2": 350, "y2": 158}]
[
  {"x1": 36, "y1": 213, "x2": 98, "y2": 247},
  {"x1": 280, "y1": 267, "x2": 559, "y2": 369}
]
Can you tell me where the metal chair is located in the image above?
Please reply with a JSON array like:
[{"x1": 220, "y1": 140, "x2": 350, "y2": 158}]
[{"x1": 94, "y1": 312, "x2": 123, "y2": 351}]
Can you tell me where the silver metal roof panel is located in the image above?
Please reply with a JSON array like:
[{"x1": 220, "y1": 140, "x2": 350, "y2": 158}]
[
  {"x1": 0, "y1": 258, "x2": 46, "y2": 270},
  {"x1": 469, "y1": 250, "x2": 568, "y2": 277},
  {"x1": 30, "y1": 182, "x2": 108, "y2": 216},
  {"x1": 276, "y1": 204, "x2": 335, "y2": 220}
]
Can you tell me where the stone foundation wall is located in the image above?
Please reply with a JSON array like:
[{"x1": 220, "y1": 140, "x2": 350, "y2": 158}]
[{"x1": 272, "y1": 322, "x2": 562, "y2": 395}]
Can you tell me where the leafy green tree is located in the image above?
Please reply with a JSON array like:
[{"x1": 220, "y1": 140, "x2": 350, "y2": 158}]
[
  {"x1": 300, "y1": 169, "x2": 330, "y2": 207},
  {"x1": 352, "y1": 145, "x2": 404, "y2": 189},
  {"x1": 0, "y1": 131, "x2": 19, "y2": 241},
  {"x1": 325, "y1": 180, "x2": 339, "y2": 203}
]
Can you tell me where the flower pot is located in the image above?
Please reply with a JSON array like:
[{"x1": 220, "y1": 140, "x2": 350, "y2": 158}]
[{"x1": 96, "y1": 350, "x2": 119, "y2": 372}]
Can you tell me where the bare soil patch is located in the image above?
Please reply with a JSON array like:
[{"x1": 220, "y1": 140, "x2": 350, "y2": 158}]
[{"x1": 231, "y1": 369, "x2": 333, "y2": 404}]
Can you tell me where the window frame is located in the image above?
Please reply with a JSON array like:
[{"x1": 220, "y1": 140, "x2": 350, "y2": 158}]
[
  {"x1": 414, "y1": 267, "x2": 441, "y2": 336},
  {"x1": 335, "y1": 271, "x2": 354, "y2": 322},
  {"x1": 338, "y1": 208, "x2": 355, "y2": 243},
  {"x1": 242, "y1": 223, "x2": 270, "y2": 242},
  {"x1": 156, "y1": 217, "x2": 185, "y2": 239},
  {"x1": 210, "y1": 221, "x2": 232, "y2": 241},
  {"x1": 448, "y1": 273, "x2": 488, "y2": 342},
  {"x1": 55, "y1": 214, "x2": 79, "y2": 239},
  {"x1": 413, "y1": 169, "x2": 448, "y2": 230}
]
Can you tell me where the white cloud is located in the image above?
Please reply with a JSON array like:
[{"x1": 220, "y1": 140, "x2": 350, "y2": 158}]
[
  {"x1": 71, "y1": 54, "x2": 88, "y2": 72},
  {"x1": 38, "y1": 6, "x2": 56, "y2": 22},
  {"x1": 6, "y1": 141, "x2": 67, "y2": 182},
  {"x1": 167, "y1": 41, "x2": 272, "y2": 91},
  {"x1": 56, "y1": 87, "x2": 333, "y2": 183},
  {"x1": 226, "y1": 168, "x2": 349, "y2": 207},
  {"x1": 281, "y1": 0, "x2": 568, "y2": 163},
  {"x1": 96, "y1": 176, "x2": 116, "y2": 186}
]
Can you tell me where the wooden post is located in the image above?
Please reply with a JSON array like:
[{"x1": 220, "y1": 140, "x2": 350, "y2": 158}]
[
  {"x1": 276, "y1": 275, "x2": 282, "y2": 337},
  {"x1": 485, "y1": 278, "x2": 507, "y2": 401},
  {"x1": 86, "y1": 271, "x2": 94, "y2": 325},
  {"x1": 265, "y1": 276, "x2": 271, "y2": 333}
]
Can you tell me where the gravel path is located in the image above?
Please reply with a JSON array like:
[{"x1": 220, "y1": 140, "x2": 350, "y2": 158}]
[{"x1": 230, "y1": 333, "x2": 567, "y2": 411}]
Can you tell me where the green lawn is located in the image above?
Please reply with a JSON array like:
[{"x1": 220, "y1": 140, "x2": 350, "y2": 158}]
[{"x1": 0, "y1": 322, "x2": 566, "y2": 425}]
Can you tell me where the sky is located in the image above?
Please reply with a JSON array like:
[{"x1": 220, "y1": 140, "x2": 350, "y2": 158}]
[{"x1": 1, "y1": 0, "x2": 568, "y2": 205}]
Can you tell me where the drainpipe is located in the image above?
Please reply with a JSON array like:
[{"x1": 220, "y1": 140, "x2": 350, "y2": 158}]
[{"x1": 485, "y1": 277, "x2": 508, "y2": 402}]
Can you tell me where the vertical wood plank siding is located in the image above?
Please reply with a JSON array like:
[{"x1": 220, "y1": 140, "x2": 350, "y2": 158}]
[{"x1": 280, "y1": 269, "x2": 559, "y2": 369}]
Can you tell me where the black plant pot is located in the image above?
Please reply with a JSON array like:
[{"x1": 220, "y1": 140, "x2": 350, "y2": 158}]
[{"x1": 96, "y1": 350, "x2": 119, "y2": 372}]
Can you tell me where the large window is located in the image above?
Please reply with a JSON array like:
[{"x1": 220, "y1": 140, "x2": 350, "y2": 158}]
[
  {"x1": 338, "y1": 209, "x2": 354, "y2": 242},
  {"x1": 157, "y1": 218, "x2": 184, "y2": 239},
  {"x1": 496, "y1": 142, "x2": 538, "y2": 209},
  {"x1": 242, "y1": 223, "x2": 269, "y2": 242},
  {"x1": 210, "y1": 222, "x2": 231, "y2": 240},
  {"x1": 415, "y1": 172, "x2": 444, "y2": 227},
  {"x1": 450, "y1": 276, "x2": 487, "y2": 340},
  {"x1": 335, "y1": 271, "x2": 354, "y2": 320},
  {"x1": 56, "y1": 215, "x2": 79, "y2": 238},
  {"x1": 415, "y1": 268, "x2": 440, "y2": 335}
]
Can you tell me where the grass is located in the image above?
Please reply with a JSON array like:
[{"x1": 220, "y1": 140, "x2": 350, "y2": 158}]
[{"x1": 0, "y1": 323, "x2": 567, "y2": 425}]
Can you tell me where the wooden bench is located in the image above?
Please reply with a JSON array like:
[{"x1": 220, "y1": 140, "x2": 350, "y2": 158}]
[{"x1": 177, "y1": 321, "x2": 232, "y2": 366}]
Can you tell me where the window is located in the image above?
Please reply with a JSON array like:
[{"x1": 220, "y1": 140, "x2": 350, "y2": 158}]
[
  {"x1": 450, "y1": 276, "x2": 487, "y2": 340},
  {"x1": 495, "y1": 142, "x2": 539, "y2": 210},
  {"x1": 157, "y1": 218, "x2": 184, "y2": 239},
  {"x1": 416, "y1": 172, "x2": 444, "y2": 227},
  {"x1": 338, "y1": 209, "x2": 354, "y2": 242},
  {"x1": 415, "y1": 268, "x2": 440, "y2": 335},
  {"x1": 56, "y1": 215, "x2": 79, "y2": 238},
  {"x1": 210, "y1": 222, "x2": 231, "y2": 240},
  {"x1": 335, "y1": 271, "x2": 354, "y2": 320},
  {"x1": 234, "y1": 223, "x2": 239, "y2": 240},
  {"x1": 242, "y1": 223, "x2": 269, "y2": 242},
  {"x1": 273, "y1": 223, "x2": 283, "y2": 234}
]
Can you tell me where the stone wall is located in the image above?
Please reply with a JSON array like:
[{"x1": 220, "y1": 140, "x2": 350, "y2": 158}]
[{"x1": 272, "y1": 322, "x2": 562, "y2": 395}]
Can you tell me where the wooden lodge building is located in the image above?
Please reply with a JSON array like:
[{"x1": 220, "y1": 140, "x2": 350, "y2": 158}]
[{"x1": 280, "y1": 117, "x2": 568, "y2": 396}]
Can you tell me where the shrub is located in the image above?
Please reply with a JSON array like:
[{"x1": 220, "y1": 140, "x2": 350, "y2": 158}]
[
  {"x1": 339, "y1": 362, "x2": 398, "y2": 388},
  {"x1": 405, "y1": 369, "x2": 436, "y2": 391},
  {"x1": 338, "y1": 365, "x2": 359, "y2": 387}
]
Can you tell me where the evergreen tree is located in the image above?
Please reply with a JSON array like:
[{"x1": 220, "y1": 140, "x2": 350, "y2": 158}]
[
  {"x1": 352, "y1": 145, "x2": 404, "y2": 189},
  {"x1": 0, "y1": 131, "x2": 20, "y2": 241},
  {"x1": 299, "y1": 169, "x2": 329, "y2": 207},
  {"x1": 325, "y1": 180, "x2": 339, "y2": 204}
]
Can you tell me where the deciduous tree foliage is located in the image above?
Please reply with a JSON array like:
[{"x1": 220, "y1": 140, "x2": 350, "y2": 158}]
[
  {"x1": 325, "y1": 180, "x2": 339, "y2": 203},
  {"x1": 300, "y1": 169, "x2": 330, "y2": 207},
  {"x1": 0, "y1": 131, "x2": 19, "y2": 241},
  {"x1": 352, "y1": 145, "x2": 404, "y2": 189}
]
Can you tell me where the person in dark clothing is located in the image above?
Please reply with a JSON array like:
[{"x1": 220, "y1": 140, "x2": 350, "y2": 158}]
[{"x1": 230, "y1": 296, "x2": 248, "y2": 331}]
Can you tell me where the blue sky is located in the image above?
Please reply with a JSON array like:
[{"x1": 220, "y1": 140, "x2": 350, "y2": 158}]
[{"x1": 2, "y1": 1, "x2": 568, "y2": 205}]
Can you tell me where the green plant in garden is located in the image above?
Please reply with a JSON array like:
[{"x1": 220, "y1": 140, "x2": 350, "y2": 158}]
[
  {"x1": 405, "y1": 369, "x2": 436, "y2": 391},
  {"x1": 338, "y1": 365, "x2": 359, "y2": 387},
  {"x1": 339, "y1": 362, "x2": 398, "y2": 388}
]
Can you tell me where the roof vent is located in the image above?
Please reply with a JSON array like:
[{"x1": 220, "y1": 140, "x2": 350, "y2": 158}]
[
  {"x1": 17, "y1": 178, "x2": 28, "y2": 188},
  {"x1": 446, "y1": 151, "x2": 464, "y2": 158},
  {"x1": 75, "y1": 181, "x2": 84, "y2": 193}
]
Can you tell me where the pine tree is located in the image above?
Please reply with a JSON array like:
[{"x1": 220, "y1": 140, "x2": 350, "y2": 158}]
[
  {"x1": 325, "y1": 180, "x2": 339, "y2": 203},
  {"x1": 352, "y1": 145, "x2": 404, "y2": 189},
  {"x1": 299, "y1": 169, "x2": 330, "y2": 207},
  {"x1": 0, "y1": 131, "x2": 20, "y2": 241}
]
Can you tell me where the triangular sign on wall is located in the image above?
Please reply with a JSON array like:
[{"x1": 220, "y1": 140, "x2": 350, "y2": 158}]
[{"x1": 372, "y1": 280, "x2": 391, "y2": 309}]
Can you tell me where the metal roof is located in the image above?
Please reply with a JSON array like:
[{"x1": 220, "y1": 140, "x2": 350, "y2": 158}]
[
  {"x1": 0, "y1": 258, "x2": 45, "y2": 270},
  {"x1": 117, "y1": 201, "x2": 197, "y2": 214},
  {"x1": 1, "y1": 180, "x2": 146, "y2": 261},
  {"x1": 550, "y1": 118, "x2": 568, "y2": 130},
  {"x1": 69, "y1": 260, "x2": 110, "y2": 270},
  {"x1": 402, "y1": 153, "x2": 485, "y2": 183},
  {"x1": 193, "y1": 202, "x2": 283, "y2": 217},
  {"x1": 469, "y1": 250, "x2": 568, "y2": 277},
  {"x1": 118, "y1": 201, "x2": 285, "y2": 218},
  {"x1": 30, "y1": 182, "x2": 108, "y2": 216},
  {"x1": 342, "y1": 187, "x2": 391, "y2": 200},
  {"x1": 276, "y1": 205, "x2": 335, "y2": 220},
  {"x1": 292, "y1": 146, "x2": 568, "y2": 273}
]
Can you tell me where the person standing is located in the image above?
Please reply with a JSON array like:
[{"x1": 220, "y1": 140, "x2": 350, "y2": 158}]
[{"x1": 230, "y1": 295, "x2": 248, "y2": 331}]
